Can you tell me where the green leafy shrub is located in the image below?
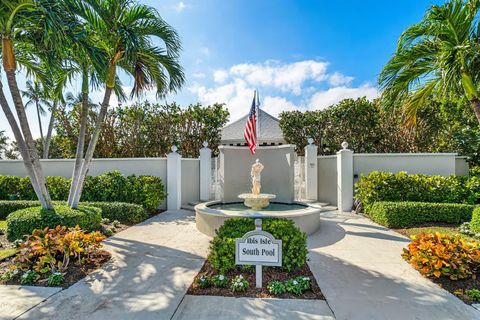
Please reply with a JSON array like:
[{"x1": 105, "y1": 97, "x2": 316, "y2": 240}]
[
  {"x1": 355, "y1": 171, "x2": 477, "y2": 213},
  {"x1": 267, "y1": 280, "x2": 286, "y2": 295},
  {"x1": 230, "y1": 275, "x2": 249, "y2": 293},
  {"x1": 466, "y1": 289, "x2": 480, "y2": 301},
  {"x1": 0, "y1": 171, "x2": 165, "y2": 212},
  {"x1": 212, "y1": 274, "x2": 229, "y2": 288},
  {"x1": 470, "y1": 207, "x2": 480, "y2": 234},
  {"x1": 368, "y1": 201, "x2": 475, "y2": 228},
  {"x1": 0, "y1": 200, "x2": 147, "y2": 224},
  {"x1": 6, "y1": 205, "x2": 102, "y2": 241},
  {"x1": 208, "y1": 218, "x2": 307, "y2": 273},
  {"x1": 20, "y1": 270, "x2": 39, "y2": 284},
  {"x1": 285, "y1": 277, "x2": 307, "y2": 295},
  {"x1": 47, "y1": 272, "x2": 64, "y2": 286}
]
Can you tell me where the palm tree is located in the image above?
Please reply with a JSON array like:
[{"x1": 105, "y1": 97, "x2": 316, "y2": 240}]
[
  {"x1": 379, "y1": 0, "x2": 480, "y2": 126},
  {"x1": 68, "y1": 0, "x2": 185, "y2": 207},
  {"x1": 22, "y1": 80, "x2": 51, "y2": 150},
  {"x1": 0, "y1": 0, "x2": 62, "y2": 208}
]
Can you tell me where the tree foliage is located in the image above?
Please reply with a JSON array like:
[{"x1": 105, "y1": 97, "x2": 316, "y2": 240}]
[{"x1": 53, "y1": 101, "x2": 229, "y2": 158}]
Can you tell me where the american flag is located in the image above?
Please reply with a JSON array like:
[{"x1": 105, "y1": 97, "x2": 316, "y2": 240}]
[{"x1": 244, "y1": 91, "x2": 258, "y2": 155}]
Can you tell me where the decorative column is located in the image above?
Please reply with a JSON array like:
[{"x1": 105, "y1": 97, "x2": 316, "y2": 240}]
[
  {"x1": 337, "y1": 141, "x2": 353, "y2": 212},
  {"x1": 304, "y1": 138, "x2": 318, "y2": 201},
  {"x1": 199, "y1": 141, "x2": 212, "y2": 202},
  {"x1": 167, "y1": 146, "x2": 182, "y2": 210}
]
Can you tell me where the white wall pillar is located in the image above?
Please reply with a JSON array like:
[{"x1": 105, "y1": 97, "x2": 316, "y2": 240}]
[
  {"x1": 199, "y1": 141, "x2": 212, "y2": 201},
  {"x1": 337, "y1": 141, "x2": 353, "y2": 212},
  {"x1": 167, "y1": 146, "x2": 182, "y2": 210},
  {"x1": 304, "y1": 138, "x2": 318, "y2": 201}
]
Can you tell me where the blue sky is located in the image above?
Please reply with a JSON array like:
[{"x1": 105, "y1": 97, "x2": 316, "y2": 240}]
[{"x1": 2, "y1": 0, "x2": 441, "y2": 139}]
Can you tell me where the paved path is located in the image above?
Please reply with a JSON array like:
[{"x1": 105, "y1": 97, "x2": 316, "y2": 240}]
[
  {"x1": 17, "y1": 210, "x2": 211, "y2": 320},
  {"x1": 0, "y1": 286, "x2": 60, "y2": 319},
  {"x1": 173, "y1": 296, "x2": 335, "y2": 320},
  {"x1": 308, "y1": 212, "x2": 480, "y2": 320}
]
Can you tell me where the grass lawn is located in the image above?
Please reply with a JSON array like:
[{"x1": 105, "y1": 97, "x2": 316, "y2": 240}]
[
  {"x1": 0, "y1": 220, "x2": 17, "y2": 261},
  {"x1": 0, "y1": 220, "x2": 6, "y2": 229},
  {"x1": 395, "y1": 225, "x2": 477, "y2": 242}
]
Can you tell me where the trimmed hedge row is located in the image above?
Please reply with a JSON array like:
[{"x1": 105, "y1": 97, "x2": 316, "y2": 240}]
[
  {"x1": 470, "y1": 207, "x2": 480, "y2": 233},
  {"x1": 0, "y1": 171, "x2": 165, "y2": 212},
  {"x1": 355, "y1": 171, "x2": 480, "y2": 213},
  {"x1": 6, "y1": 205, "x2": 102, "y2": 241},
  {"x1": 209, "y1": 218, "x2": 307, "y2": 273},
  {"x1": 369, "y1": 201, "x2": 475, "y2": 228},
  {"x1": 0, "y1": 200, "x2": 147, "y2": 223}
]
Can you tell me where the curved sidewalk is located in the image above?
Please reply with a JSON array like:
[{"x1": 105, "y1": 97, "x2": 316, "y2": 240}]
[{"x1": 308, "y1": 212, "x2": 480, "y2": 320}]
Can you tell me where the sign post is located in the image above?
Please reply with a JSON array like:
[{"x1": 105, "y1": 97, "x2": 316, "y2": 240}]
[{"x1": 235, "y1": 218, "x2": 282, "y2": 288}]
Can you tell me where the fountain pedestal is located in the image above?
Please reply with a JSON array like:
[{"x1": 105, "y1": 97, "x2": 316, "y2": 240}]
[{"x1": 238, "y1": 193, "x2": 276, "y2": 210}]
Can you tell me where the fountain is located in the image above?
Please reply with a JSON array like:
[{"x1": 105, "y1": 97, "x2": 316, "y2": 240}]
[
  {"x1": 238, "y1": 159, "x2": 276, "y2": 210},
  {"x1": 195, "y1": 159, "x2": 323, "y2": 237}
]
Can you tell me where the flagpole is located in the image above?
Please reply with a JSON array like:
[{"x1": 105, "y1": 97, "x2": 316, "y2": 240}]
[{"x1": 255, "y1": 89, "x2": 259, "y2": 148}]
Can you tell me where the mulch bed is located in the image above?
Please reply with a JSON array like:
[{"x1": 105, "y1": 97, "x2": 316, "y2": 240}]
[
  {"x1": 430, "y1": 272, "x2": 480, "y2": 305},
  {"x1": 0, "y1": 249, "x2": 111, "y2": 288},
  {"x1": 187, "y1": 260, "x2": 325, "y2": 300}
]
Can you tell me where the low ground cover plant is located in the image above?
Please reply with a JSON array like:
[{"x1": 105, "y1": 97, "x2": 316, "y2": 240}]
[
  {"x1": 402, "y1": 233, "x2": 480, "y2": 280},
  {"x1": 208, "y1": 218, "x2": 307, "y2": 273},
  {"x1": 355, "y1": 171, "x2": 480, "y2": 213},
  {"x1": 368, "y1": 201, "x2": 475, "y2": 228},
  {"x1": 6, "y1": 205, "x2": 102, "y2": 241},
  {"x1": 230, "y1": 275, "x2": 249, "y2": 293},
  {"x1": 1, "y1": 226, "x2": 105, "y2": 287},
  {"x1": 0, "y1": 171, "x2": 165, "y2": 212},
  {"x1": 212, "y1": 274, "x2": 229, "y2": 288},
  {"x1": 267, "y1": 280, "x2": 286, "y2": 295},
  {"x1": 466, "y1": 289, "x2": 480, "y2": 302}
]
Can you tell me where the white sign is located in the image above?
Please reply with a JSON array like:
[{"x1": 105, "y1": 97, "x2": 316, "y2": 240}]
[{"x1": 235, "y1": 230, "x2": 282, "y2": 266}]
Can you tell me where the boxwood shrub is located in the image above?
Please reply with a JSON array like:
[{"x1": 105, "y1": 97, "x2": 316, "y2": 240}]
[
  {"x1": 470, "y1": 207, "x2": 480, "y2": 233},
  {"x1": 0, "y1": 200, "x2": 147, "y2": 223},
  {"x1": 208, "y1": 218, "x2": 307, "y2": 273},
  {"x1": 355, "y1": 171, "x2": 479, "y2": 213},
  {"x1": 369, "y1": 201, "x2": 475, "y2": 228},
  {"x1": 6, "y1": 205, "x2": 102, "y2": 241},
  {"x1": 0, "y1": 171, "x2": 165, "y2": 212}
]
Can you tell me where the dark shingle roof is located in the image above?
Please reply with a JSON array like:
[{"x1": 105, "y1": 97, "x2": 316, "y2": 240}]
[{"x1": 221, "y1": 109, "x2": 285, "y2": 144}]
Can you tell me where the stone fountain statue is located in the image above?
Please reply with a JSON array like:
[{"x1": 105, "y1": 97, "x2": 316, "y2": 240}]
[{"x1": 239, "y1": 159, "x2": 276, "y2": 210}]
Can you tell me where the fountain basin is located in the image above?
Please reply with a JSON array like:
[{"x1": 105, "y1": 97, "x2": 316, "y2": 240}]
[
  {"x1": 238, "y1": 193, "x2": 276, "y2": 210},
  {"x1": 195, "y1": 201, "x2": 322, "y2": 237}
]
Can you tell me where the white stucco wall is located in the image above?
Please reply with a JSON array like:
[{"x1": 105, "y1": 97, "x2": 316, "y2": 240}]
[
  {"x1": 353, "y1": 153, "x2": 457, "y2": 184},
  {"x1": 455, "y1": 156, "x2": 469, "y2": 176},
  {"x1": 181, "y1": 159, "x2": 200, "y2": 205},
  {"x1": 219, "y1": 145, "x2": 295, "y2": 203},
  {"x1": 317, "y1": 155, "x2": 337, "y2": 206}
]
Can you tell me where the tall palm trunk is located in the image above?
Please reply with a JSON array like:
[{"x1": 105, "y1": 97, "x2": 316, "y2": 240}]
[
  {"x1": 70, "y1": 86, "x2": 114, "y2": 207},
  {"x1": 3, "y1": 37, "x2": 53, "y2": 209},
  {"x1": 68, "y1": 72, "x2": 89, "y2": 205},
  {"x1": 43, "y1": 101, "x2": 57, "y2": 159},
  {"x1": 35, "y1": 101, "x2": 45, "y2": 156},
  {"x1": 0, "y1": 79, "x2": 47, "y2": 207},
  {"x1": 471, "y1": 98, "x2": 480, "y2": 125}
]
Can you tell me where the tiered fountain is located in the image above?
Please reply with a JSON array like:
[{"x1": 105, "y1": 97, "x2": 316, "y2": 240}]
[{"x1": 195, "y1": 159, "x2": 322, "y2": 236}]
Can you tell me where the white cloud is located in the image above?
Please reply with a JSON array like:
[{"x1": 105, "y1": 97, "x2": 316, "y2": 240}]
[
  {"x1": 192, "y1": 72, "x2": 206, "y2": 79},
  {"x1": 262, "y1": 96, "x2": 299, "y2": 117},
  {"x1": 308, "y1": 85, "x2": 378, "y2": 110},
  {"x1": 328, "y1": 72, "x2": 353, "y2": 86},
  {"x1": 229, "y1": 60, "x2": 328, "y2": 95},
  {"x1": 174, "y1": 1, "x2": 186, "y2": 12},
  {"x1": 213, "y1": 69, "x2": 229, "y2": 83}
]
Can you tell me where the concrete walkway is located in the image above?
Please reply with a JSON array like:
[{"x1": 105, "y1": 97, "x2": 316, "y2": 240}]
[
  {"x1": 17, "y1": 210, "x2": 211, "y2": 320},
  {"x1": 308, "y1": 212, "x2": 480, "y2": 320},
  {"x1": 0, "y1": 286, "x2": 61, "y2": 319}
]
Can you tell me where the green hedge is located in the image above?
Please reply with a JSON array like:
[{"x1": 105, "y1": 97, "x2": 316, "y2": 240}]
[
  {"x1": 0, "y1": 171, "x2": 165, "y2": 212},
  {"x1": 0, "y1": 200, "x2": 147, "y2": 223},
  {"x1": 355, "y1": 171, "x2": 479, "y2": 213},
  {"x1": 208, "y1": 218, "x2": 307, "y2": 273},
  {"x1": 369, "y1": 201, "x2": 475, "y2": 228},
  {"x1": 470, "y1": 207, "x2": 480, "y2": 233},
  {"x1": 6, "y1": 205, "x2": 102, "y2": 241}
]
